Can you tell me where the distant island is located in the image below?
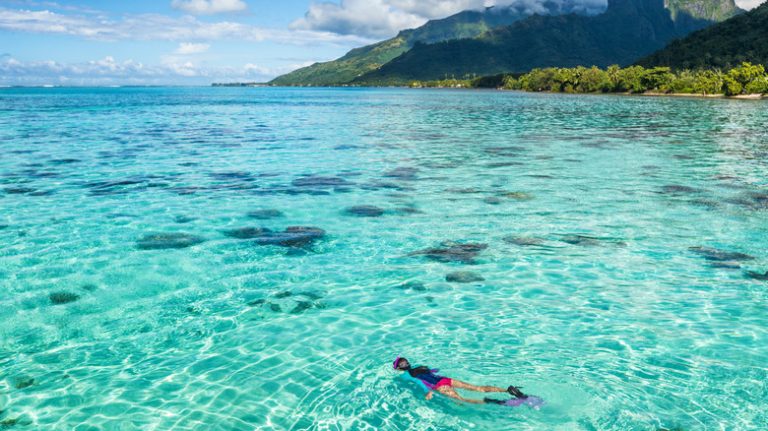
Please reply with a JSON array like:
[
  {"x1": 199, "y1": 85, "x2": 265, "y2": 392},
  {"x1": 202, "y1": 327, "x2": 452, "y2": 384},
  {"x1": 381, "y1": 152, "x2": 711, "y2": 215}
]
[{"x1": 211, "y1": 82, "x2": 268, "y2": 87}]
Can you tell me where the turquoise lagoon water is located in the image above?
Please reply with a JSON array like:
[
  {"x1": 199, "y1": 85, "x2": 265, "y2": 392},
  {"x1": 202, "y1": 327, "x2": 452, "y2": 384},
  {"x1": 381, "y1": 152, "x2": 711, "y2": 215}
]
[{"x1": 0, "y1": 87, "x2": 766, "y2": 431}]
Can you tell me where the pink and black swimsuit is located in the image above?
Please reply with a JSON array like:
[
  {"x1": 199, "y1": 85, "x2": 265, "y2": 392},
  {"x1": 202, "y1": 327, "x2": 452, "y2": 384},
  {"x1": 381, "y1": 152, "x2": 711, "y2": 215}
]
[{"x1": 408, "y1": 367, "x2": 453, "y2": 390}]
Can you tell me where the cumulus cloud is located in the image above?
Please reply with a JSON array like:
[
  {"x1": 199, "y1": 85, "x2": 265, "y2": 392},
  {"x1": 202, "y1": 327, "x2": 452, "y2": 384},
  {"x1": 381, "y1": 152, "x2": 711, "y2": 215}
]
[
  {"x1": 292, "y1": 0, "x2": 609, "y2": 39},
  {"x1": 735, "y1": 0, "x2": 764, "y2": 9},
  {"x1": 0, "y1": 54, "x2": 295, "y2": 85},
  {"x1": 0, "y1": 55, "x2": 151, "y2": 84},
  {"x1": 171, "y1": 0, "x2": 247, "y2": 15},
  {"x1": 0, "y1": 7, "x2": 373, "y2": 45},
  {"x1": 175, "y1": 42, "x2": 210, "y2": 54},
  {"x1": 386, "y1": 0, "x2": 487, "y2": 20},
  {"x1": 291, "y1": 0, "x2": 426, "y2": 38},
  {"x1": 294, "y1": 0, "x2": 764, "y2": 39}
]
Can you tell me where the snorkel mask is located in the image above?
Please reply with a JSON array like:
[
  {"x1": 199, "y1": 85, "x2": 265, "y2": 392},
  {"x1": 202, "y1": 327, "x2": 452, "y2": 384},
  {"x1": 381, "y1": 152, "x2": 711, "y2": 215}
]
[{"x1": 393, "y1": 357, "x2": 409, "y2": 370}]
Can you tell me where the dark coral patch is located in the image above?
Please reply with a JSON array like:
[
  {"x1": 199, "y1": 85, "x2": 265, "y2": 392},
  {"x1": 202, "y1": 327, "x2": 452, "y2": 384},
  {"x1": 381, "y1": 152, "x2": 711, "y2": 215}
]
[
  {"x1": 13, "y1": 377, "x2": 34, "y2": 389},
  {"x1": 409, "y1": 241, "x2": 488, "y2": 264},
  {"x1": 49, "y1": 158, "x2": 81, "y2": 165},
  {"x1": 136, "y1": 233, "x2": 205, "y2": 250},
  {"x1": 4, "y1": 187, "x2": 37, "y2": 195},
  {"x1": 445, "y1": 271, "x2": 485, "y2": 283},
  {"x1": 689, "y1": 246, "x2": 755, "y2": 262},
  {"x1": 290, "y1": 301, "x2": 313, "y2": 314},
  {"x1": 559, "y1": 235, "x2": 626, "y2": 247},
  {"x1": 209, "y1": 171, "x2": 257, "y2": 182},
  {"x1": 731, "y1": 191, "x2": 768, "y2": 210},
  {"x1": 292, "y1": 176, "x2": 353, "y2": 187},
  {"x1": 485, "y1": 161, "x2": 524, "y2": 168},
  {"x1": 84, "y1": 178, "x2": 148, "y2": 196},
  {"x1": 249, "y1": 290, "x2": 326, "y2": 314},
  {"x1": 661, "y1": 185, "x2": 699, "y2": 194},
  {"x1": 253, "y1": 226, "x2": 326, "y2": 248},
  {"x1": 344, "y1": 205, "x2": 385, "y2": 217},
  {"x1": 745, "y1": 270, "x2": 768, "y2": 281},
  {"x1": 222, "y1": 227, "x2": 269, "y2": 239},
  {"x1": 49, "y1": 291, "x2": 80, "y2": 305}
]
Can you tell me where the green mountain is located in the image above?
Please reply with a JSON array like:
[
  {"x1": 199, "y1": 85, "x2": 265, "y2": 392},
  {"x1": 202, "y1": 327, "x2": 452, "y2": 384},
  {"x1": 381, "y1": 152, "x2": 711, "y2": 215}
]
[
  {"x1": 270, "y1": 2, "x2": 602, "y2": 86},
  {"x1": 354, "y1": 0, "x2": 741, "y2": 84},
  {"x1": 665, "y1": 0, "x2": 743, "y2": 21},
  {"x1": 638, "y1": 1, "x2": 768, "y2": 69}
]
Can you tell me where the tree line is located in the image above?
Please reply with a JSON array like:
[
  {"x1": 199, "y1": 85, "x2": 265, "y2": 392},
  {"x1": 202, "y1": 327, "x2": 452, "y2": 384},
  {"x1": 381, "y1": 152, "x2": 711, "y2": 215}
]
[{"x1": 409, "y1": 63, "x2": 768, "y2": 96}]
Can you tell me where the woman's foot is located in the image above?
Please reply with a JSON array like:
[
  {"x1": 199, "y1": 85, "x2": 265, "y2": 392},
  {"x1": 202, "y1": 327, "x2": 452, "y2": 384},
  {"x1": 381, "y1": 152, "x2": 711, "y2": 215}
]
[{"x1": 507, "y1": 386, "x2": 527, "y2": 399}]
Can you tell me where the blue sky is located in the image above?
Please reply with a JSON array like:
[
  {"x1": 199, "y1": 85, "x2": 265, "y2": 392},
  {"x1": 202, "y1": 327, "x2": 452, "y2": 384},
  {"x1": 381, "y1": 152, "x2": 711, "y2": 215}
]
[{"x1": 0, "y1": 0, "x2": 764, "y2": 85}]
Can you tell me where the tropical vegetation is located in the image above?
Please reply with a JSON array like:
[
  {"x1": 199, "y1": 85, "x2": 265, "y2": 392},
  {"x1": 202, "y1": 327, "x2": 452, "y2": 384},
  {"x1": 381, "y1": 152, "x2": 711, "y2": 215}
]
[
  {"x1": 638, "y1": 1, "x2": 768, "y2": 70},
  {"x1": 407, "y1": 63, "x2": 768, "y2": 97}
]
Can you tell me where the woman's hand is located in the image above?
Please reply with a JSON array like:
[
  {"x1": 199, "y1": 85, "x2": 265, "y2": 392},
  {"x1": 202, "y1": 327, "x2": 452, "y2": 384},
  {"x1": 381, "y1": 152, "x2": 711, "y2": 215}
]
[{"x1": 425, "y1": 391, "x2": 434, "y2": 401}]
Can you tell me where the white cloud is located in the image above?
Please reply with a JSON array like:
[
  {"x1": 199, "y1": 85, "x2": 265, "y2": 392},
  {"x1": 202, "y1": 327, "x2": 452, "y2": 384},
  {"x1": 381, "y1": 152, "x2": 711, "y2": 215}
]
[
  {"x1": 292, "y1": 0, "x2": 761, "y2": 39},
  {"x1": 291, "y1": 0, "x2": 611, "y2": 39},
  {"x1": 291, "y1": 0, "x2": 429, "y2": 38},
  {"x1": 0, "y1": 55, "x2": 153, "y2": 83},
  {"x1": 0, "y1": 7, "x2": 373, "y2": 45},
  {"x1": 171, "y1": 0, "x2": 247, "y2": 15},
  {"x1": 386, "y1": 0, "x2": 487, "y2": 20},
  {"x1": 735, "y1": 0, "x2": 764, "y2": 9},
  {"x1": 0, "y1": 55, "x2": 304, "y2": 85},
  {"x1": 175, "y1": 42, "x2": 210, "y2": 54}
]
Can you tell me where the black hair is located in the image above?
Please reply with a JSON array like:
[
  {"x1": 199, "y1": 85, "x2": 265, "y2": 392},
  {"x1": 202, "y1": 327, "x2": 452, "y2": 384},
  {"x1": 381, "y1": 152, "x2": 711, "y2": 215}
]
[{"x1": 397, "y1": 358, "x2": 431, "y2": 377}]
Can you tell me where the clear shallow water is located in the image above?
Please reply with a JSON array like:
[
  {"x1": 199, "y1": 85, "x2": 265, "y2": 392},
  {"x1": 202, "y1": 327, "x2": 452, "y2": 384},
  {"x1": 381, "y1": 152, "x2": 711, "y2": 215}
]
[{"x1": 0, "y1": 87, "x2": 766, "y2": 431}]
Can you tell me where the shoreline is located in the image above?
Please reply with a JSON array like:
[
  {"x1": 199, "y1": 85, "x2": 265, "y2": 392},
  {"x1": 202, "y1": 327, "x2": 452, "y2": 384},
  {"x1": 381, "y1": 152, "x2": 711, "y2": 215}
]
[
  {"x1": 640, "y1": 91, "x2": 765, "y2": 100},
  {"x1": 379, "y1": 86, "x2": 768, "y2": 101},
  {"x1": 250, "y1": 81, "x2": 768, "y2": 100}
]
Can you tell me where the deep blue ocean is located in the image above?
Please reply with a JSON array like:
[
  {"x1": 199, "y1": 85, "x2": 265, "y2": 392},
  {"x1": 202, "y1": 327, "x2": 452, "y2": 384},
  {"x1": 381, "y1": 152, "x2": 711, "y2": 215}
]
[{"x1": 0, "y1": 87, "x2": 766, "y2": 430}]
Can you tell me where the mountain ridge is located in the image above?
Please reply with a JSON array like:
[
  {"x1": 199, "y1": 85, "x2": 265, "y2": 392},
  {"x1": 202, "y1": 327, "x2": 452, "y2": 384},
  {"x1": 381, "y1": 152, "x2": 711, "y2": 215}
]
[
  {"x1": 270, "y1": 1, "x2": 603, "y2": 86},
  {"x1": 271, "y1": 0, "x2": 741, "y2": 86},
  {"x1": 353, "y1": 0, "x2": 741, "y2": 84}
]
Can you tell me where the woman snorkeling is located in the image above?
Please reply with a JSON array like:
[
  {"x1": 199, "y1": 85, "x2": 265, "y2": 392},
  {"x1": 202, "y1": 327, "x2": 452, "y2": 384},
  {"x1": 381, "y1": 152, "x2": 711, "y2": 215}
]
[{"x1": 393, "y1": 356, "x2": 528, "y2": 405}]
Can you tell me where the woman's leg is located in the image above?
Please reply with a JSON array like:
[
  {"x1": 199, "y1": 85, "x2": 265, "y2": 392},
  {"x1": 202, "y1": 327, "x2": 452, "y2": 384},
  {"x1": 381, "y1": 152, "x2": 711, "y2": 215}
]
[
  {"x1": 451, "y1": 379, "x2": 507, "y2": 393},
  {"x1": 435, "y1": 386, "x2": 485, "y2": 404}
]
